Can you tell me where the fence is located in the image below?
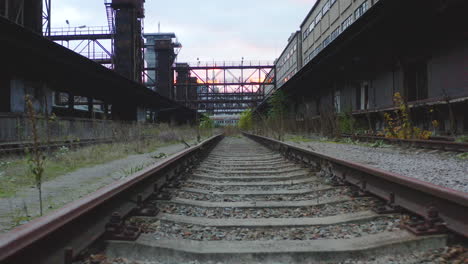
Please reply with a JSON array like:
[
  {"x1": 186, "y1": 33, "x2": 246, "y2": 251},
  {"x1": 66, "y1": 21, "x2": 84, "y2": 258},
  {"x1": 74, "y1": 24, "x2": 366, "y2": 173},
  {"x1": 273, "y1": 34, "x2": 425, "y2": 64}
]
[{"x1": 0, "y1": 113, "x2": 148, "y2": 143}]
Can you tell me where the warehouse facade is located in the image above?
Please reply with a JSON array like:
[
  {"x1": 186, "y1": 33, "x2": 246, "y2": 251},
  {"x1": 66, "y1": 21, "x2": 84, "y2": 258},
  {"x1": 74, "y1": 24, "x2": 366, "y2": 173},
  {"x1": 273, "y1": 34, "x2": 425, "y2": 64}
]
[{"x1": 267, "y1": 0, "x2": 467, "y2": 134}]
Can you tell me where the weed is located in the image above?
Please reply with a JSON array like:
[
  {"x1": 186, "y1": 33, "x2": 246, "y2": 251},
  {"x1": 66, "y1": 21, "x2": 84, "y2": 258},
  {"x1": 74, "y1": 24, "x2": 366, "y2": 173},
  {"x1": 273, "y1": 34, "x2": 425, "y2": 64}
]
[
  {"x1": 121, "y1": 164, "x2": 147, "y2": 177},
  {"x1": 238, "y1": 109, "x2": 253, "y2": 131},
  {"x1": 25, "y1": 95, "x2": 46, "y2": 216},
  {"x1": 456, "y1": 153, "x2": 468, "y2": 160},
  {"x1": 55, "y1": 146, "x2": 70, "y2": 158},
  {"x1": 288, "y1": 135, "x2": 312, "y2": 143},
  {"x1": 369, "y1": 140, "x2": 386, "y2": 148},
  {"x1": 152, "y1": 153, "x2": 167, "y2": 159},
  {"x1": 455, "y1": 136, "x2": 468, "y2": 143},
  {"x1": 338, "y1": 111, "x2": 356, "y2": 134},
  {"x1": 384, "y1": 92, "x2": 433, "y2": 140},
  {"x1": 0, "y1": 125, "x2": 204, "y2": 199},
  {"x1": 199, "y1": 115, "x2": 214, "y2": 129}
]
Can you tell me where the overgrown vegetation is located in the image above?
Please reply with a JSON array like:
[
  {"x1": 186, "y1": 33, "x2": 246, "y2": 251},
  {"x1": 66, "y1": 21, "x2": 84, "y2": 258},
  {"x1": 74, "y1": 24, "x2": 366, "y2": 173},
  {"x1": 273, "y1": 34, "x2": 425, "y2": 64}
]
[
  {"x1": 238, "y1": 109, "x2": 253, "y2": 131},
  {"x1": 287, "y1": 135, "x2": 313, "y2": 143},
  {"x1": 383, "y1": 92, "x2": 433, "y2": 140},
  {"x1": 337, "y1": 110, "x2": 356, "y2": 134},
  {"x1": 25, "y1": 95, "x2": 46, "y2": 216},
  {"x1": 199, "y1": 114, "x2": 214, "y2": 129},
  {"x1": 267, "y1": 90, "x2": 289, "y2": 141},
  {"x1": 0, "y1": 124, "x2": 208, "y2": 199}
]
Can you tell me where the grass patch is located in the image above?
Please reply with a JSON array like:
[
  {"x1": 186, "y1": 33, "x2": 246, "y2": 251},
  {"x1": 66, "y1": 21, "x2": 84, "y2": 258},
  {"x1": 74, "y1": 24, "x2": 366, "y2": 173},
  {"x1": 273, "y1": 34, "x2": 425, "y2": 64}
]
[
  {"x1": 456, "y1": 152, "x2": 468, "y2": 160},
  {"x1": 287, "y1": 135, "x2": 313, "y2": 143},
  {"x1": 0, "y1": 126, "x2": 206, "y2": 199},
  {"x1": 455, "y1": 135, "x2": 468, "y2": 143}
]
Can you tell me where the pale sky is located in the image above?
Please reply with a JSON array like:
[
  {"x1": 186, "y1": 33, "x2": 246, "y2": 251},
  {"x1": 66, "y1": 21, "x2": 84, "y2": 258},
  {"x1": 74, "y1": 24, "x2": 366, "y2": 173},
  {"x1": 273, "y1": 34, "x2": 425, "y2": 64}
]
[{"x1": 51, "y1": 0, "x2": 315, "y2": 63}]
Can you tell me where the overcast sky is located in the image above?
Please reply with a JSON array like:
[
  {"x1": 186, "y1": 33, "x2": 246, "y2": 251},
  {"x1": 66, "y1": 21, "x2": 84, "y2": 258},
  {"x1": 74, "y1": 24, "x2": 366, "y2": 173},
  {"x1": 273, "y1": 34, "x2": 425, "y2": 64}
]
[{"x1": 51, "y1": 0, "x2": 314, "y2": 63}]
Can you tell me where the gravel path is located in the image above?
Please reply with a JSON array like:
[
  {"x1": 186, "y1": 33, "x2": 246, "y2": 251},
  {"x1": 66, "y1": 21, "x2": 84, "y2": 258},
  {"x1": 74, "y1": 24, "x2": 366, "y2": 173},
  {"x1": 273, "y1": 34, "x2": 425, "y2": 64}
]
[
  {"x1": 286, "y1": 140, "x2": 468, "y2": 193},
  {"x1": 0, "y1": 140, "x2": 198, "y2": 233}
]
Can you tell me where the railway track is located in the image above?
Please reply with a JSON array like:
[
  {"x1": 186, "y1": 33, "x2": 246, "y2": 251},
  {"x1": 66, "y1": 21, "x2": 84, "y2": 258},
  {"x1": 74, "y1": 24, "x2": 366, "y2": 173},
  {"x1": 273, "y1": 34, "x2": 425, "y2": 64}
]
[
  {"x1": 0, "y1": 138, "x2": 114, "y2": 156},
  {"x1": 0, "y1": 134, "x2": 466, "y2": 263},
  {"x1": 341, "y1": 134, "x2": 468, "y2": 152}
]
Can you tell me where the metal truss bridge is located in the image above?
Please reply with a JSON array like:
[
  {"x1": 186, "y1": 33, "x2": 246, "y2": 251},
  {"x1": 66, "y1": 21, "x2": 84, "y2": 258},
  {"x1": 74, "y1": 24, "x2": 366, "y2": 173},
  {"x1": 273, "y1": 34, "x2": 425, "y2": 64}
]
[{"x1": 172, "y1": 61, "x2": 276, "y2": 115}]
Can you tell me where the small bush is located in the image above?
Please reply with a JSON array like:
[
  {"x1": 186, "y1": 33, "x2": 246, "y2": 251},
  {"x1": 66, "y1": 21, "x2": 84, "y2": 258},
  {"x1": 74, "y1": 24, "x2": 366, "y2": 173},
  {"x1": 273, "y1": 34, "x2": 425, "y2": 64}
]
[
  {"x1": 238, "y1": 109, "x2": 253, "y2": 131},
  {"x1": 199, "y1": 115, "x2": 214, "y2": 129},
  {"x1": 384, "y1": 92, "x2": 433, "y2": 140}
]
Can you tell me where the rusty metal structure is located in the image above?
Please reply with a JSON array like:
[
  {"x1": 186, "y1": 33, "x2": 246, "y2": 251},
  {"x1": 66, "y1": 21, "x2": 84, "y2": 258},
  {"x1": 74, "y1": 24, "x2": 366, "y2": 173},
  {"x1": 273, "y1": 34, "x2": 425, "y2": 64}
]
[
  {"x1": 0, "y1": 0, "x2": 43, "y2": 34},
  {"x1": 170, "y1": 61, "x2": 276, "y2": 115},
  {"x1": 0, "y1": 0, "x2": 197, "y2": 123},
  {"x1": 48, "y1": 0, "x2": 145, "y2": 78},
  {"x1": 144, "y1": 33, "x2": 182, "y2": 98}
]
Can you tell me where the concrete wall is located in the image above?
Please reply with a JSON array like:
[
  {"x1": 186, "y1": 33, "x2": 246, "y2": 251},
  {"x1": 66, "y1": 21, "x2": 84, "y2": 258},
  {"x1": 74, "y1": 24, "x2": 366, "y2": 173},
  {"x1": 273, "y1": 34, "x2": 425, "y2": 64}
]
[
  {"x1": 10, "y1": 78, "x2": 53, "y2": 114},
  {"x1": 427, "y1": 42, "x2": 468, "y2": 98},
  {"x1": 0, "y1": 72, "x2": 9, "y2": 112}
]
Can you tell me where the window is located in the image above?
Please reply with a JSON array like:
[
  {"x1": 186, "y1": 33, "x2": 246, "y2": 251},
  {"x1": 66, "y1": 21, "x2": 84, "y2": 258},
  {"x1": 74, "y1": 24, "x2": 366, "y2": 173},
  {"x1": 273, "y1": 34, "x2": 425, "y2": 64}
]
[
  {"x1": 356, "y1": 82, "x2": 369, "y2": 110},
  {"x1": 322, "y1": 35, "x2": 331, "y2": 47},
  {"x1": 355, "y1": 1, "x2": 369, "y2": 19},
  {"x1": 322, "y1": 1, "x2": 330, "y2": 14},
  {"x1": 331, "y1": 26, "x2": 340, "y2": 40},
  {"x1": 341, "y1": 15, "x2": 353, "y2": 31},
  {"x1": 330, "y1": 0, "x2": 337, "y2": 5},
  {"x1": 334, "y1": 90, "x2": 341, "y2": 113},
  {"x1": 308, "y1": 21, "x2": 315, "y2": 33},
  {"x1": 315, "y1": 10, "x2": 322, "y2": 24}
]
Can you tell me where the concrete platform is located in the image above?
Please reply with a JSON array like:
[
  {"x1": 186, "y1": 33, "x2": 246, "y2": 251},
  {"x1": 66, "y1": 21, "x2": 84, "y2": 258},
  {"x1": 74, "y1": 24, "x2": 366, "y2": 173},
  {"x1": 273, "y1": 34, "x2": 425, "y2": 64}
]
[{"x1": 104, "y1": 231, "x2": 447, "y2": 264}]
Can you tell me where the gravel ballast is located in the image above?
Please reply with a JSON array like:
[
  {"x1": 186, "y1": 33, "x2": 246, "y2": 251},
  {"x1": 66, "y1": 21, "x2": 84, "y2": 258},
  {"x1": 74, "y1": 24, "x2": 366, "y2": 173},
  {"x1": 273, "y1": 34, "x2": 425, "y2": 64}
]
[{"x1": 286, "y1": 139, "x2": 468, "y2": 193}]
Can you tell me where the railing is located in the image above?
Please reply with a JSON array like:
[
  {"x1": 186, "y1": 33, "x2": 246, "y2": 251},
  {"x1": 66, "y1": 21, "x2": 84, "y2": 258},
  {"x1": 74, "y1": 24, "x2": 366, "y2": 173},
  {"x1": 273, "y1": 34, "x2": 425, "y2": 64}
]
[
  {"x1": 50, "y1": 26, "x2": 112, "y2": 36},
  {"x1": 183, "y1": 61, "x2": 275, "y2": 68}
]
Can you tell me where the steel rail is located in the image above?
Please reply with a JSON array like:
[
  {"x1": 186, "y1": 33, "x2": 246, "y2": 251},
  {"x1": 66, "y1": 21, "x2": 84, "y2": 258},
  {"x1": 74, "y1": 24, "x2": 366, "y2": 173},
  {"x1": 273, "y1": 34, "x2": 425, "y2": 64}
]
[
  {"x1": 342, "y1": 134, "x2": 468, "y2": 152},
  {"x1": 243, "y1": 132, "x2": 468, "y2": 238},
  {"x1": 0, "y1": 138, "x2": 115, "y2": 155},
  {"x1": 0, "y1": 134, "x2": 223, "y2": 264}
]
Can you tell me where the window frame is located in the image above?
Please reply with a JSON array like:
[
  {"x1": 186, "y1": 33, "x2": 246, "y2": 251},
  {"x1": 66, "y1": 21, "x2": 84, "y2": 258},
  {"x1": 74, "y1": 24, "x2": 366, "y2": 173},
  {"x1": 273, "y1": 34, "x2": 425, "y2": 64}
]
[{"x1": 322, "y1": 0, "x2": 331, "y2": 14}]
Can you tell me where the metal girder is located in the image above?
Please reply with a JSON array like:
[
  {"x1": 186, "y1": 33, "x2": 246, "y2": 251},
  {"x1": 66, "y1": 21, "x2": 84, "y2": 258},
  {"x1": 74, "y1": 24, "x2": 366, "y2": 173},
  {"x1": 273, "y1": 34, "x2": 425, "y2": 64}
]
[
  {"x1": 42, "y1": 0, "x2": 51, "y2": 36},
  {"x1": 171, "y1": 61, "x2": 276, "y2": 115},
  {"x1": 48, "y1": 34, "x2": 112, "y2": 41}
]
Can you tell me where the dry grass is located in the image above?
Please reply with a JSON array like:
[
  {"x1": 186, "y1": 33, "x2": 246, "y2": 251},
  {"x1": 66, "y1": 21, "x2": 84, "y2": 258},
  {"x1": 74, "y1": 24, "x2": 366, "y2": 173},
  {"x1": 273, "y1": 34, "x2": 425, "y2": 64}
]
[{"x1": 0, "y1": 124, "x2": 210, "y2": 198}]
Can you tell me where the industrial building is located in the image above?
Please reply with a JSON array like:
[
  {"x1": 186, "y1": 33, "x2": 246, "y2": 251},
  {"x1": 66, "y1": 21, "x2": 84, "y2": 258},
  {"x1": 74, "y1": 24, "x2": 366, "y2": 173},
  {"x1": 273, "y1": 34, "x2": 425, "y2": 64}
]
[
  {"x1": 261, "y1": 0, "x2": 468, "y2": 134},
  {"x1": 276, "y1": 31, "x2": 302, "y2": 88},
  {"x1": 0, "y1": 0, "x2": 197, "y2": 142},
  {"x1": 144, "y1": 33, "x2": 182, "y2": 98}
]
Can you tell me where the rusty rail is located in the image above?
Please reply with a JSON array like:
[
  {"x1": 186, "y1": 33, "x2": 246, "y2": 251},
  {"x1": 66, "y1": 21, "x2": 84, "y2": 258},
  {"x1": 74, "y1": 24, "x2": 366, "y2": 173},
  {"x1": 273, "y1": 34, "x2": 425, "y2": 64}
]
[
  {"x1": 243, "y1": 132, "x2": 468, "y2": 238},
  {"x1": 0, "y1": 138, "x2": 114, "y2": 156},
  {"x1": 342, "y1": 134, "x2": 468, "y2": 152},
  {"x1": 0, "y1": 134, "x2": 223, "y2": 264}
]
